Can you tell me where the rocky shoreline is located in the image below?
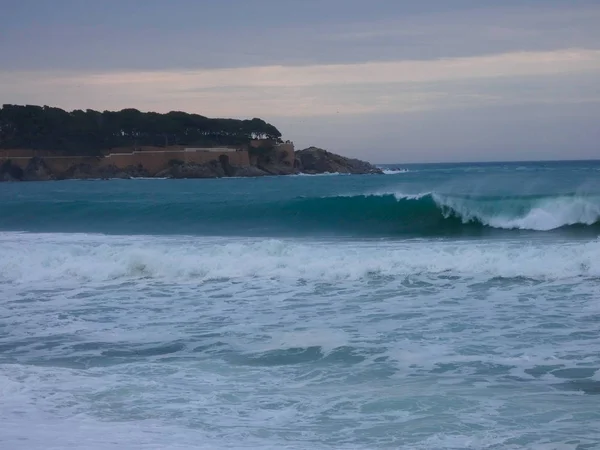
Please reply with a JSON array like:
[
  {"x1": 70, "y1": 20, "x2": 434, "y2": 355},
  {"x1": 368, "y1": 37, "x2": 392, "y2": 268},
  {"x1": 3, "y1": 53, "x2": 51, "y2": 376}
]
[
  {"x1": 1, "y1": 147, "x2": 382, "y2": 181},
  {"x1": 295, "y1": 147, "x2": 382, "y2": 175}
]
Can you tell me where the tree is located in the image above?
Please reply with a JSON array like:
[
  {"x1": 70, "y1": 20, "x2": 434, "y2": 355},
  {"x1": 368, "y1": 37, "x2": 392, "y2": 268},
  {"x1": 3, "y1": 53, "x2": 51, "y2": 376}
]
[{"x1": 0, "y1": 104, "x2": 284, "y2": 155}]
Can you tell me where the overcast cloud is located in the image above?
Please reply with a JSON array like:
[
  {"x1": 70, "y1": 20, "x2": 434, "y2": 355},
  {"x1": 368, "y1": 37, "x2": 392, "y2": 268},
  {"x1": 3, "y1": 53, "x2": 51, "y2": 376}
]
[{"x1": 1, "y1": 0, "x2": 598, "y2": 162}]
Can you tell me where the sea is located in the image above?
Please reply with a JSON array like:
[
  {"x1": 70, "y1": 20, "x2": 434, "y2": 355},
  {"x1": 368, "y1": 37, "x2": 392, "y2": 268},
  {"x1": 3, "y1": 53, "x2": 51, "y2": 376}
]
[{"x1": 1, "y1": 160, "x2": 600, "y2": 450}]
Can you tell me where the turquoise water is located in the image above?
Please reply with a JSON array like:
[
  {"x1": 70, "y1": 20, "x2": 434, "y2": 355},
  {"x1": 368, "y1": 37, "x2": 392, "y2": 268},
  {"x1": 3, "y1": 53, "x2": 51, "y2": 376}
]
[{"x1": 1, "y1": 160, "x2": 600, "y2": 449}]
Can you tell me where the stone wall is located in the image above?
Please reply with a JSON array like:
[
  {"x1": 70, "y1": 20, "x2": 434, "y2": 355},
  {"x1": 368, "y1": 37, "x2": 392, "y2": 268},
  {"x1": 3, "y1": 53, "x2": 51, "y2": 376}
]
[
  {"x1": 248, "y1": 142, "x2": 295, "y2": 166},
  {"x1": 0, "y1": 155, "x2": 100, "y2": 172},
  {"x1": 1, "y1": 147, "x2": 251, "y2": 176},
  {"x1": 102, "y1": 149, "x2": 250, "y2": 175},
  {"x1": 276, "y1": 143, "x2": 295, "y2": 166},
  {"x1": 1, "y1": 149, "x2": 59, "y2": 158}
]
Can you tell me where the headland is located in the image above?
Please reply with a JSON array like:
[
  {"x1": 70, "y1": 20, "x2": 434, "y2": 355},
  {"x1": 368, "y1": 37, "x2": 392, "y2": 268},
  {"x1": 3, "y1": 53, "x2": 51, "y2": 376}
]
[{"x1": 0, "y1": 105, "x2": 381, "y2": 181}]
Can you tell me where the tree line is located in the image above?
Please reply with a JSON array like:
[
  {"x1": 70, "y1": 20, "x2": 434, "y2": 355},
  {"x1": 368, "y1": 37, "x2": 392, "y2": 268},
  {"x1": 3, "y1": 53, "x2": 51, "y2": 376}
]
[{"x1": 0, "y1": 104, "x2": 282, "y2": 155}]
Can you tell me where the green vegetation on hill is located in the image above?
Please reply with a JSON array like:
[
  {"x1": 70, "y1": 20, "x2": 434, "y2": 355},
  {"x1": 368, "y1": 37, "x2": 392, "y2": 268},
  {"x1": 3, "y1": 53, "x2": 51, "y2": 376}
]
[{"x1": 0, "y1": 104, "x2": 282, "y2": 155}]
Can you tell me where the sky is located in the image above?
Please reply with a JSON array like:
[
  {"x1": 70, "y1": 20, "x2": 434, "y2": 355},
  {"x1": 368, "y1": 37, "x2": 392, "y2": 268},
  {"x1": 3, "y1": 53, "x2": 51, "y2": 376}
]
[{"x1": 1, "y1": 0, "x2": 599, "y2": 163}]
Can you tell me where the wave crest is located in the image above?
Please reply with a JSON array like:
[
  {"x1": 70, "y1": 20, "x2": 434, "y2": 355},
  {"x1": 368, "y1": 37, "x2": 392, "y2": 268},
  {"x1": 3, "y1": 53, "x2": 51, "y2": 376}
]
[
  {"x1": 426, "y1": 193, "x2": 600, "y2": 231},
  {"x1": 1, "y1": 233, "x2": 599, "y2": 285},
  {"x1": 1, "y1": 189, "x2": 599, "y2": 237},
  {"x1": 271, "y1": 192, "x2": 600, "y2": 235}
]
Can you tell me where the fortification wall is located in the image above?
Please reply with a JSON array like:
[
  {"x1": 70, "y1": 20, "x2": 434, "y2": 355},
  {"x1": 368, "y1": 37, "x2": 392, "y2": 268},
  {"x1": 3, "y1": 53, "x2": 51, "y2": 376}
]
[
  {"x1": 184, "y1": 147, "x2": 238, "y2": 153},
  {"x1": 102, "y1": 151, "x2": 184, "y2": 174},
  {"x1": 102, "y1": 149, "x2": 250, "y2": 174},
  {"x1": 276, "y1": 143, "x2": 295, "y2": 166},
  {"x1": 101, "y1": 153, "x2": 138, "y2": 169},
  {"x1": 1, "y1": 146, "x2": 252, "y2": 176},
  {"x1": 218, "y1": 151, "x2": 250, "y2": 166},
  {"x1": 43, "y1": 157, "x2": 100, "y2": 173},
  {"x1": 1, "y1": 157, "x2": 28, "y2": 169},
  {"x1": 108, "y1": 145, "x2": 238, "y2": 154},
  {"x1": 109, "y1": 145, "x2": 185, "y2": 154},
  {"x1": 248, "y1": 142, "x2": 295, "y2": 168},
  {"x1": 1, "y1": 149, "x2": 58, "y2": 158},
  {"x1": 0, "y1": 155, "x2": 100, "y2": 172}
]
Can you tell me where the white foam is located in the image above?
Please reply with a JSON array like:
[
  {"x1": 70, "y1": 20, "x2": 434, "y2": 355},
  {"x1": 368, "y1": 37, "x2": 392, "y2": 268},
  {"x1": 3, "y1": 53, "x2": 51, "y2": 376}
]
[
  {"x1": 434, "y1": 193, "x2": 600, "y2": 231},
  {"x1": 392, "y1": 191, "x2": 431, "y2": 200},
  {"x1": 432, "y1": 193, "x2": 600, "y2": 231},
  {"x1": 0, "y1": 366, "x2": 270, "y2": 450},
  {"x1": 293, "y1": 172, "x2": 350, "y2": 177},
  {"x1": 373, "y1": 191, "x2": 600, "y2": 231},
  {"x1": 481, "y1": 197, "x2": 600, "y2": 231},
  {"x1": 1, "y1": 232, "x2": 599, "y2": 286},
  {"x1": 381, "y1": 169, "x2": 410, "y2": 175},
  {"x1": 256, "y1": 329, "x2": 350, "y2": 355},
  {"x1": 2, "y1": 232, "x2": 599, "y2": 448}
]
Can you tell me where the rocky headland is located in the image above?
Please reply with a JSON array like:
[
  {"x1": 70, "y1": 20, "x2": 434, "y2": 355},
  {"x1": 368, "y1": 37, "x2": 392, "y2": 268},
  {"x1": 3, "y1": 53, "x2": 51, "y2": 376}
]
[
  {"x1": 0, "y1": 104, "x2": 383, "y2": 182},
  {"x1": 0, "y1": 147, "x2": 382, "y2": 182},
  {"x1": 295, "y1": 147, "x2": 383, "y2": 175}
]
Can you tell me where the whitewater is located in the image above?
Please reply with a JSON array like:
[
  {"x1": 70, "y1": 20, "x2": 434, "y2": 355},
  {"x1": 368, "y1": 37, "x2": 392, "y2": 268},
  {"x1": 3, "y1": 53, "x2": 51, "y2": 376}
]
[{"x1": 1, "y1": 160, "x2": 600, "y2": 449}]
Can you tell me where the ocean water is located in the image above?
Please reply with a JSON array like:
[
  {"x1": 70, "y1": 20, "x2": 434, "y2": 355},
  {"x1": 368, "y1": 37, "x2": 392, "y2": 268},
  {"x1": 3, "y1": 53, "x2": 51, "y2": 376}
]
[{"x1": 1, "y1": 160, "x2": 600, "y2": 449}]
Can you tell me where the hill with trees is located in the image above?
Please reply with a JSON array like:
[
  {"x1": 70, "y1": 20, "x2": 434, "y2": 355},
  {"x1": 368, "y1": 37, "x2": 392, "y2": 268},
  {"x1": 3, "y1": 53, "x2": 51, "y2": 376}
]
[{"x1": 0, "y1": 104, "x2": 282, "y2": 155}]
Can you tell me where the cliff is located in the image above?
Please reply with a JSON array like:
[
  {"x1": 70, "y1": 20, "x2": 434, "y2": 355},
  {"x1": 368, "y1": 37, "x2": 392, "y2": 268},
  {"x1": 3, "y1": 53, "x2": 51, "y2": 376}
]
[
  {"x1": 0, "y1": 146, "x2": 382, "y2": 181},
  {"x1": 295, "y1": 147, "x2": 383, "y2": 175},
  {"x1": 0, "y1": 104, "x2": 383, "y2": 181}
]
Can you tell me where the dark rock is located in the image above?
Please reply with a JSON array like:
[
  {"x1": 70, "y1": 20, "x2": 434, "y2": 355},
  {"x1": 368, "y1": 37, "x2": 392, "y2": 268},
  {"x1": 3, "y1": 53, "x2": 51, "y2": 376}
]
[
  {"x1": 232, "y1": 165, "x2": 269, "y2": 177},
  {"x1": 59, "y1": 163, "x2": 97, "y2": 180},
  {"x1": 257, "y1": 163, "x2": 297, "y2": 175},
  {"x1": 295, "y1": 147, "x2": 382, "y2": 175},
  {"x1": 58, "y1": 163, "x2": 147, "y2": 180},
  {"x1": 60, "y1": 163, "x2": 111, "y2": 180},
  {"x1": 251, "y1": 145, "x2": 297, "y2": 175},
  {"x1": 23, "y1": 157, "x2": 55, "y2": 181},
  {"x1": 156, "y1": 160, "x2": 226, "y2": 179},
  {"x1": 1, "y1": 146, "x2": 381, "y2": 181},
  {"x1": 218, "y1": 154, "x2": 236, "y2": 177},
  {"x1": 122, "y1": 164, "x2": 150, "y2": 178},
  {"x1": 0, "y1": 160, "x2": 24, "y2": 181}
]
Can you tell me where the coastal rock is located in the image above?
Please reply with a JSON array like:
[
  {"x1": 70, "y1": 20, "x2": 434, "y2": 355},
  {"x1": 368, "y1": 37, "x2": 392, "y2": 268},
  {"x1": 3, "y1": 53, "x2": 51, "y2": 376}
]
[
  {"x1": 250, "y1": 144, "x2": 297, "y2": 175},
  {"x1": 120, "y1": 164, "x2": 150, "y2": 179},
  {"x1": 58, "y1": 162, "x2": 148, "y2": 180},
  {"x1": 218, "y1": 154, "x2": 236, "y2": 177},
  {"x1": 60, "y1": 163, "x2": 115, "y2": 180},
  {"x1": 0, "y1": 160, "x2": 24, "y2": 181},
  {"x1": 59, "y1": 163, "x2": 97, "y2": 180},
  {"x1": 156, "y1": 160, "x2": 226, "y2": 179},
  {"x1": 257, "y1": 163, "x2": 297, "y2": 175},
  {"x1": 155, "y1": 157, "x2": 269, "y2": 178},
  {"x1": 231, "y1": 165, "x2": 269, "y2": 177},
  {"x1": 23, "y1": 157, "x2": 55, "y2": 181},
  {"x1": 295, "y1": 147, "x2": 383, "y2": 175},
  {"x1": 1, "y1": 146, "x2": 382, "y2": 181},
  {"x1": 257, "y1": 154, "x2": 297, "y2": 175}
]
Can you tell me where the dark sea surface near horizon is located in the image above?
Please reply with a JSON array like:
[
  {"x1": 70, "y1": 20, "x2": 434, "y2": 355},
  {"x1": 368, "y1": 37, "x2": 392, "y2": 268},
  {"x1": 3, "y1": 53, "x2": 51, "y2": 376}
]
[{"x1": 1, "y1": 160, "x2": 600, "y2": 449}]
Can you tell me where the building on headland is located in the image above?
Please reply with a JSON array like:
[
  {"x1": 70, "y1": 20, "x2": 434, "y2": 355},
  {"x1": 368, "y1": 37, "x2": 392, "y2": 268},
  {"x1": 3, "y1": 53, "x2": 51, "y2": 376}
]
[
  {"x1": 183, "y1": 147, "x2": 239, "y2": 153},
  {"x1": 0, "y1": 141, "x2": 295, "y2": 176},
  {"x1": 100, "y1": 146, "x2": 251, "y2": 174}
]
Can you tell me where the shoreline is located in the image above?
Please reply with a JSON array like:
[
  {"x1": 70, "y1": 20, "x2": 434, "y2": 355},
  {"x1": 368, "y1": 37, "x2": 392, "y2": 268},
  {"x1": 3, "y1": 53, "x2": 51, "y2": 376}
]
[{"x1": 1, "y1": 147, "x2": 383, "y2": 182}]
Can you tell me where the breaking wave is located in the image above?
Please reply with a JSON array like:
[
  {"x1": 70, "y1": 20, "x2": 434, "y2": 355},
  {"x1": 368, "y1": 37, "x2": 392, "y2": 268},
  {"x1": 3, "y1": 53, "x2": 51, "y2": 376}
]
[
  {"x1": 395, "y1": 192, "x2": 600, "y2": 231},
  {"x1": 381, "y1": 169, "x2": 410, "y2": 175},
  {"x1": 270, "y1": 192, "x2": 600, "y2": 235},
  {"x1": 1, "y1": 191, "x2": 600, "y2": 237},
  {"x1": 1, "y1": 232, "x2": 599, "y2": 284}
]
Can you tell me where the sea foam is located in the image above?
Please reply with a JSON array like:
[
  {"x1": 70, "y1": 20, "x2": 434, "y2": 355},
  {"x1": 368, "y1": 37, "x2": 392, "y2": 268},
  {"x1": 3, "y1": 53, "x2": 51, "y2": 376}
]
[
  {"x1": 432, "y1": 193, "x2": 600, "y2": 231},
  {"x1": 1, "y1": 232, "x2": 599, "y2": 286},
  {"x1": 371, "y1": 191, "x2": 600, "y2": 231}
]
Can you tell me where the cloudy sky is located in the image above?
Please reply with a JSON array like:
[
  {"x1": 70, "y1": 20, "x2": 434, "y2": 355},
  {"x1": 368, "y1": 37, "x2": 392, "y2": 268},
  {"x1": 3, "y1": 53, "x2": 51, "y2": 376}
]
[{"x1": 1, "y1": 0, "x2": 599, "y2": 162}]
